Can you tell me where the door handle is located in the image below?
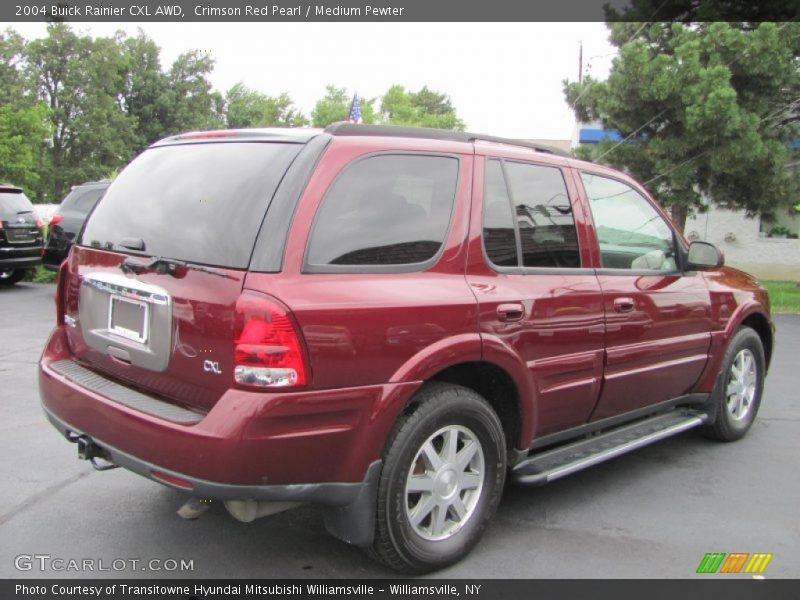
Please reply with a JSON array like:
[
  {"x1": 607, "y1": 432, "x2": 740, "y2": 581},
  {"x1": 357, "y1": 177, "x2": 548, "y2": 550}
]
[
  {"x1": 497, "y1": 303, "x2": 525, "y2": 322},
  {"x1": 613, "y1": 297, "x2": 635, "y2": 313}
]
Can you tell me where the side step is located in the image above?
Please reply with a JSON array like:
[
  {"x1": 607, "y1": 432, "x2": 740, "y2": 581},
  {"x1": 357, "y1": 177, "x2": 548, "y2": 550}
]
[{"x1": 512, "y1": 410, "x2": 707, "y2": 486}]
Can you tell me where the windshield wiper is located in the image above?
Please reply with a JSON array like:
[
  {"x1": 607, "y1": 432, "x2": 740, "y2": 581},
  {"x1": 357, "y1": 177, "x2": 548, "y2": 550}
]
[{"x1": 119, "y1": 256, "x2": 235, "y2": 279}]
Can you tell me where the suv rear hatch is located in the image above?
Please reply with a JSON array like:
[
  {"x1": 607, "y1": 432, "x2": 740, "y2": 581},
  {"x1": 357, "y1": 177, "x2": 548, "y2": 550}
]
[
  {"x1": 60, "y1": 137, "x2": 308, "y2": 413},
  {"x1": 0, "y1": 188, "x2": 42, "y2": 247}
]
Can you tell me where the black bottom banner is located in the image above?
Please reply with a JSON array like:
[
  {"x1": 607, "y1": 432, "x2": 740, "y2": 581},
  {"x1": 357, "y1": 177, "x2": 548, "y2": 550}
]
[{"x1": 3, "y1": 579, "x2": 798, "y2": 600}]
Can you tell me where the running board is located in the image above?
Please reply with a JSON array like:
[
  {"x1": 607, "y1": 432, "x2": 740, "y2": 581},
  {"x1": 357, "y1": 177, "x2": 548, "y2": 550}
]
[{"x1": 512, "y1": 410, "x2": 707, "y2": 486}]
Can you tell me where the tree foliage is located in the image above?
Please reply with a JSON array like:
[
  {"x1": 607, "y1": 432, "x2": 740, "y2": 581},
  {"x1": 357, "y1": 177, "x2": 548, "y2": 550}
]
[
  {"x1": 311, "y1": 84, "x2": 465, "y2": 130},
  {"x1": 565, "y1": 21, "x2": 800, "y2": 230},
  {"x1": 380, "y1": 85, "x2": 465, "y2": 130},
  {"x1": 311, "y1": 85, "x2": 377, "y2": 127},
  {"x1": 226, "y1": 83, "x2": 308, "y2": 128},
  {"x1": 0, "y1": 103, "x2": 50, "y2": 191}
]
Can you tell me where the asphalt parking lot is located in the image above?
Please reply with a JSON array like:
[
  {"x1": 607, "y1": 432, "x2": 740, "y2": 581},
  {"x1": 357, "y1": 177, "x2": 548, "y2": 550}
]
[{"x1": 1, "y1": 282, "x2": 798, "y2": 579}]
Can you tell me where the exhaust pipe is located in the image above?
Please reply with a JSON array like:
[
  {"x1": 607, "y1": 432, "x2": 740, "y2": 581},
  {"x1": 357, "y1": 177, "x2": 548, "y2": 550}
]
[{"x1": 224, "y1": 499, "x2": 303, "y2": 523}]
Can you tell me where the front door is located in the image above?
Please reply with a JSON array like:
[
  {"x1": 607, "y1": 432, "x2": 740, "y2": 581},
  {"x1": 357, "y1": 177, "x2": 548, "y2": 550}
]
[{"x1": 577, "y1": 171, "x2": 712, "y2": 421}]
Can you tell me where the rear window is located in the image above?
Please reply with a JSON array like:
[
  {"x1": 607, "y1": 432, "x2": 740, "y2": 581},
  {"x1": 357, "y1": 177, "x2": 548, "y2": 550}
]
[
  {"x1": 62, "y1": 186, "x2": 107, "y2": 214},
  {"x1": 0, "y1": 191, "x2": 35, "y2": 219},
  {"x1": 81, "y1": 142, "x2": 302, "y2": 268},
  {"x1": 305, "y1": 154, "x2": 458, "y2": 270}
]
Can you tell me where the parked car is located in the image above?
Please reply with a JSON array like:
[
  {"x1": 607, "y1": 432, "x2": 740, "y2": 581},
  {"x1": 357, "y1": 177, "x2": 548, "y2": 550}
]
[
  {"x1": 39, "y1": 124, "x2": 773, "y2": 573},
  {"x1": 0, "y1": 184, "x2": 43, "y2": 285},
  {"x1": 43, "y1": 180, "x2": 110, "y2": 271}
]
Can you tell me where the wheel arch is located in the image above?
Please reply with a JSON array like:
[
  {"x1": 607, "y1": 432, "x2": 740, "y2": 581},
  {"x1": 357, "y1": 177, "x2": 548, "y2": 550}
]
[{"x1": 426, "y1": 361, "x2": 525, "y2": 454}]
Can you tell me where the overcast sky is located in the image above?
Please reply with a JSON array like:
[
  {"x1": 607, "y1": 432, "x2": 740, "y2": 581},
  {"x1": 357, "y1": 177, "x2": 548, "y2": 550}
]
[{"x1": 11, "y1": 22, "x2": 616, "y2": 140}]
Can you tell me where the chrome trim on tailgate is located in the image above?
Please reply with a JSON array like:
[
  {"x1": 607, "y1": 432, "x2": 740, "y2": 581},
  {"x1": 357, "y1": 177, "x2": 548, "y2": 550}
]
[{"x1": 49, "y1": 359, "x2": 204, "y2": 424}]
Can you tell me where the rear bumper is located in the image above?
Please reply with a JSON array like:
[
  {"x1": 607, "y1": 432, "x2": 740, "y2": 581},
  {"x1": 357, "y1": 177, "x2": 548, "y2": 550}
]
[
  {"x1": 39, "y1": 326, "x2": 419, "y2": 489},
  {"x1": 0, "y1": 251, "x2": 41, "y2": 270},
  {"x1": 44, "y1": 405, "x2": 379, "y2": 505}
]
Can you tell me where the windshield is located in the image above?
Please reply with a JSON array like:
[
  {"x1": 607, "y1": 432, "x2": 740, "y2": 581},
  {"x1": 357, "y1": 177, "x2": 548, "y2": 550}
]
[{"x1": 81, "y1": 142, "x2": 302, "y2": 269}]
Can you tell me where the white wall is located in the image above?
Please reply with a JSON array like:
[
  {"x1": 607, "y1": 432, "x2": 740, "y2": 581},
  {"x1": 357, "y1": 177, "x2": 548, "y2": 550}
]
[{"x1": 686, "y1": 207, "x2": 800, "y2": 281}]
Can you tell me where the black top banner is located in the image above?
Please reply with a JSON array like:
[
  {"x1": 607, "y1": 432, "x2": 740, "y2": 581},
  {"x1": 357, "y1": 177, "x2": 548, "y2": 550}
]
[{"x1": 3, "y1": 0, "x2": 800, "y2": 23}]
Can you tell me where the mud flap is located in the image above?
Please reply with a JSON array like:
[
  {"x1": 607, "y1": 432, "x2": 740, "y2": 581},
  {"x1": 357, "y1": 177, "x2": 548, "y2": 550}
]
[{"x1": 323, "y1": 460, "x2": 382, "y2": 547}]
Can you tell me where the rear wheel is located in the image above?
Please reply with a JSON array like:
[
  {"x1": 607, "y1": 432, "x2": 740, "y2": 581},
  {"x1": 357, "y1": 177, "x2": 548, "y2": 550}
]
[
  {"x1": 370, "y1": 382, "x2": 506, "y2": 574},
  {"x1": 701, "y1": 327, "x2": 765, "y2": 442},
  {"x1": 0, "y1": 268, "x2": 27, "y2": 286}
]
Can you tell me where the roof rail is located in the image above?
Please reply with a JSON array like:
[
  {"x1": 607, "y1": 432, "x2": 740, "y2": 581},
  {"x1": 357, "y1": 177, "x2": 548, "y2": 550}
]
[{"x1": 324, "y1": 123, "x2": 572, "y2": 157}]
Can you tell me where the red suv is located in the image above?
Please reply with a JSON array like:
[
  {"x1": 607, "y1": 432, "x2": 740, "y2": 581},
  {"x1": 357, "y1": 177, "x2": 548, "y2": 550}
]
[{"x1": 39, "y1": 124, "x2": 773, "y2": 573}]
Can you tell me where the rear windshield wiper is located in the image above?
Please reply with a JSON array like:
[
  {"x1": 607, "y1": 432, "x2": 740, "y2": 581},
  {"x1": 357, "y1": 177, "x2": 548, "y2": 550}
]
[{"x1": 119, "y1": 256, "x2": 235, "y2": 279}]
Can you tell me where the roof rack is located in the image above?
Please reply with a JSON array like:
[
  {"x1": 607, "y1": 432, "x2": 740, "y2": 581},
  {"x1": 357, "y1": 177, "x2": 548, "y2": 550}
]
[{"x1": 324, "y1": 122, "x2": 572, "y2": 158}]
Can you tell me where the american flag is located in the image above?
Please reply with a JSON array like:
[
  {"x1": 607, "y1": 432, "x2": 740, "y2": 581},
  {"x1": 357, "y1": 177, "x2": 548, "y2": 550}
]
[{"x1": 348, "y1": 93, "x2": 362, "y2": 123}]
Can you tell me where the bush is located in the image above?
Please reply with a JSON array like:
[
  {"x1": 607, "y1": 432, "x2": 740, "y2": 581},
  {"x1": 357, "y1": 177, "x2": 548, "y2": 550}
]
[{"x1": 24, "y1": 265, "x2": 57, "y2": 283}]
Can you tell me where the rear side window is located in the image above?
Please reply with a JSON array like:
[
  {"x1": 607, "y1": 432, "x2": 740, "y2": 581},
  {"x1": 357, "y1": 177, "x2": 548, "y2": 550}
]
[
  {"x1": 483, "y1": 160, "x2": 518, "y2": 267},
  {"x1": 81, "y1": 142, "x2": 301, "y2": 268},
  {"x1": 482, "y1": 159, "x2": 581, "y2": 269},
  {"x1": 305, "y1": 154, "x2": 458, "y2": 269}
]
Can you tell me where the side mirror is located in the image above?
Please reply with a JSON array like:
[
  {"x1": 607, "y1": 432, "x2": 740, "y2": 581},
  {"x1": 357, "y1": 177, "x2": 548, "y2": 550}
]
[{"x1": 687, "y1": 241, "x2": 724, "y2": 269}]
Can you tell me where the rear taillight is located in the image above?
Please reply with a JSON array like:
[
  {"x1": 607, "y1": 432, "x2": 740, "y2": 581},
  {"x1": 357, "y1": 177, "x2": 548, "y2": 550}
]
[
  {"x1": 50, "y1": 214, "x2": 62, "y2": 226},
  {"x1": 55, "y1": 260, "x2": 70, "y2": 325},
  {"x1": 233, "y1": 291, "x2": 308, "y2": 389}
]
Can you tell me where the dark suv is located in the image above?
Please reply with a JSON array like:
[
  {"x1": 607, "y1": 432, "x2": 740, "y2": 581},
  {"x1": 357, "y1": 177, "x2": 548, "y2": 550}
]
[
  {"x1": 0, "y1": 184, "x2": 43, "y2": 285},
  {"x1": 39, "y1": 124, "x2": 773, "y2": 573},
  {"x1": 43, "y1": 179, "x2": 110, "y2": 271}
]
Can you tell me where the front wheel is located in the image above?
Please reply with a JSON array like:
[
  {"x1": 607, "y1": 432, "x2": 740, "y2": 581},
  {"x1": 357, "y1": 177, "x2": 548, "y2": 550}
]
[
  {"x1": 701, "y1": 327, "x2": 765, "y2": 442},
  {"x1": 370, "y1": 383, "x2": 506, "y2": 574},
  {"x1": 0, "y1": 268, "x2": 28, "y2": 286}
]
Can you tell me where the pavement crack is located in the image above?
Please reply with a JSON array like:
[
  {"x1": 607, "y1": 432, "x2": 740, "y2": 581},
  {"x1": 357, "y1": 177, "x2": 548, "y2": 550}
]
[{"x1": 0, "y1": 470, "x2": 92, "y2": 526}]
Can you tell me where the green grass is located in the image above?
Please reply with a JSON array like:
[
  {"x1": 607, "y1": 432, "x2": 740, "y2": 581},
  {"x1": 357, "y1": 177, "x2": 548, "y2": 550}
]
[
  {"x1": 25, "y1": 265, "x2": 57, "y2": 283},
  {"x1": 763, "y1": 281, "x2": 800, "y2": 314}
]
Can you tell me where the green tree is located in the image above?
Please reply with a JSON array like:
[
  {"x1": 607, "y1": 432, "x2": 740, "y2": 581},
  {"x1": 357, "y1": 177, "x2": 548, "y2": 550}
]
[
  {"x1": 163, "y1": 50, "x2": 224, "y2": 134},
  {"x1": 0, "y1": 103, "x2": 50, "y2": 192},
  {"x1": 380, "y1": 84, "x2": 465, "y2": 130},
  {"x1": 25, "y1": 24, "x2": 137, "y2": 201},
  {"x1": 225, "y1": 83, "x2": 308, "y2": 128},
  {"x1": 0, "y1": 29, "x2": 28, "y2": 105},
  {"x1": 121, "y1": 31, "x2": 171, "y2": 150},
  {"x1": 0, "y1": 29, "x2": 50, "y2": 193},
  {"x1": 311, "y1": 85, "x2": 377, "y2": 127},
  {"x1": 565, "y1": 21, "x2": 800, "y2": 231}
]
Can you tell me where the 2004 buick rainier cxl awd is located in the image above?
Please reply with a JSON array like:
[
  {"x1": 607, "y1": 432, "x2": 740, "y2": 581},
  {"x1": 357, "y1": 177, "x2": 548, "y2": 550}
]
[{"x1": 40, "y1": 123, "x2": 773, "y2": 573}]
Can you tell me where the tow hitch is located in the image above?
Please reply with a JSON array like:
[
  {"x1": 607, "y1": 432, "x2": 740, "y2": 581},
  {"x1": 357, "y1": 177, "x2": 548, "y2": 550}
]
[{"x1": 70, "y1": 433, "x2": 119, "y2": 471}]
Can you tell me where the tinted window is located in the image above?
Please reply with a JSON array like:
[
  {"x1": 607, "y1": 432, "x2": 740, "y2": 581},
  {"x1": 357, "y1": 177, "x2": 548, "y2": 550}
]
[
  {"x1": 61, "y1": 187, "x2": 106, "y2": 214},
  {"x1": 306, "y1": 154, "x2": 458, "y2": 267},
  {"x1": 82, "y1": 143, "x2": 301, "y2": 268},
  {"x1": 504, "y1": 162, "x2": 581, "y2": 268},
  {"x1": 482, "y1": 159, "x2": 518, "y2": 267},
  {"x1": 580, "y1": 173, "x2": 677, "y2": 271},
  {"x1": 0, "y1": 191, "x2": 34, "y2": 219}
]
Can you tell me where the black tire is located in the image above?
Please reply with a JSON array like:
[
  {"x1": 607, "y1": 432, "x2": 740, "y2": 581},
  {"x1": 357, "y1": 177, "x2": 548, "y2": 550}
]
[
  {"x1": 0, "y1": 268, "x2": 28, "y2": 286},
  {"x1": 369, "y1": 382, "x2": 506, "y2": 574},
  {"x1": 700, "y1": 327, "x2": 765, "y2": 442}
]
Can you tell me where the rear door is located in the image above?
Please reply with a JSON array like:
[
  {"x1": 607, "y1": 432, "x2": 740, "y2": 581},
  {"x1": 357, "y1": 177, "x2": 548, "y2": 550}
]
[
  {"x1": 467, "y1": 149, "x2": 605, "y2": 439},
  {"x1": 62, "y1": 139, "x2": 306, "y2": 412},
  {"x1": 576, "y1": 171, "x2": 712, "y2": 420}
]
